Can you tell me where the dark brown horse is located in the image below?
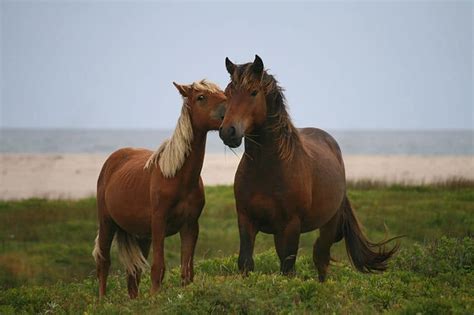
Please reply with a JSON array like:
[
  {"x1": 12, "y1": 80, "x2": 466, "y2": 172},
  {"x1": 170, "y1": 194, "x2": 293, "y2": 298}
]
[
  {"x1": 219, "y1": 55, "x2": 399, "y2": 281},
  {"x1": 93, "y1": 80, "x2": 226, "y2": 298}
]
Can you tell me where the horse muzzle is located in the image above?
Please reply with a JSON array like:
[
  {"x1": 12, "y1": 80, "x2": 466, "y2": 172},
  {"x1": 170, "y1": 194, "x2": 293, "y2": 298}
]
[{"x1": 219, "y1": 125, "x2": 243, "y2": 148}]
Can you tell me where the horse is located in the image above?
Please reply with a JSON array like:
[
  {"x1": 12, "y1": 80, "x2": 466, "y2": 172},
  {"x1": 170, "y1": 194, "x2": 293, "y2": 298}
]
[
  {"x1": 219, "y1": 55, "x2": 399, "y2": 281},
  {"x1": 92, "y1": 80, "x2": 227, "y2": 298}
]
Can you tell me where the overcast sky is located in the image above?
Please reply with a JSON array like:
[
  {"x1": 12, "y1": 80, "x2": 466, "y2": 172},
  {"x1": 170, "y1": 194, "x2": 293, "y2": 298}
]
[{"x1": 1, "y1": 1, "x2": 472, "y2": 130}]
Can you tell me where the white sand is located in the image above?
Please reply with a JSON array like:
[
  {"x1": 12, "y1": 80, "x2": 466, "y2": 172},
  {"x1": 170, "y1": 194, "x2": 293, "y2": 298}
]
[{"x1": 0, "y1": 153, "x2": 473, "y2": 200}]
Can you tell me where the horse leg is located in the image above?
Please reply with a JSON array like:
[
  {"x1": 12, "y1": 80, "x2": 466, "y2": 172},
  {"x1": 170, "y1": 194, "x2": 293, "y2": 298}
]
[
  {"x1": 150, "y1": 212, "x2": 167, "y2": 294},
  {"x1": 274, "y1": 217, "x2": 301, "y2": 275},
  {"x1": 179, "y1": 220, "x2": 199, "y2": 286},
  {"x1": 94, "y1": 216, "x2": 117, "y2": 299},
  {"x1": 237, "y1": 212, "x2": 257, "y2": 275},
  {"x1": 127, "y1": 237, "x2": 151, "y2": 299},
  {"x1": 313, "y1": 210, "x2": 343, "y2": 282}
]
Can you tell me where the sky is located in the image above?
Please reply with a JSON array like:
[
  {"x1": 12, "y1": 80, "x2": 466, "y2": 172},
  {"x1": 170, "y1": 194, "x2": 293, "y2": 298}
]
[{"x1": 1, "y1": 1, "x2": 472, "y2": 130}]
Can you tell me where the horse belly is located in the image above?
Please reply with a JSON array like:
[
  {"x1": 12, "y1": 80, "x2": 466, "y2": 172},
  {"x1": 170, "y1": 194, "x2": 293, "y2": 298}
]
[
  {"x1": 105, "y1": 181, "x2": 153, "y2": 236},
  {"x1": 108, "y1": 203, "x2": 152, "y2": 236},
  {"x1": 300, "y1": 210, "x2": 334, "y2": 232},
  {"x1": 304, "y1": 182, "x2": 345, "y2": 231}
]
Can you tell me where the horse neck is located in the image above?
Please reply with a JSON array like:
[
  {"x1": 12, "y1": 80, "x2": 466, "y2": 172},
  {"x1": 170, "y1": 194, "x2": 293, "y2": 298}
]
[
  {"x1": 176, "y1": 128, "x2": 207, "y2": 185},
  {"x1": 244, "y1": 94, "x2": 301, "y2": 165},
  {"x1": 244, "y1": 126, "x2": 286, "y2": 166}
]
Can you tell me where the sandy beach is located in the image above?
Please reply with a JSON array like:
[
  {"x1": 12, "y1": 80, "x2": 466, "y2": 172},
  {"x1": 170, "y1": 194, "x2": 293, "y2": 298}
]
[{"x1": 0, "y1": 153, "x2": 473, "y2": 200}]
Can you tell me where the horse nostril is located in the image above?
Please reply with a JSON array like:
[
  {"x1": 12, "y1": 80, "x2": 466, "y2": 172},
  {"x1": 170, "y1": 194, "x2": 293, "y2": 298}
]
[{"x1": 219, "y1": 126, "x2": 237, "y2": 142}]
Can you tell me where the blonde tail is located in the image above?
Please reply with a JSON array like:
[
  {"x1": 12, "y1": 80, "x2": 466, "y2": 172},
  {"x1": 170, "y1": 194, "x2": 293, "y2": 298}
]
[
  {"x1": 92, "y1": 231, "x2": 104, "y2": 263},
  {"x1": 115, "y1": 230, "x2": 149, "y2": 276}
]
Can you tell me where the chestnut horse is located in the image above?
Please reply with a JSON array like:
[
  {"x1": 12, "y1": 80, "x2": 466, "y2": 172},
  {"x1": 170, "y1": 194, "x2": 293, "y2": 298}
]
[
  {"x1": 219, "y1": 56, "x2": 399, "y2": 281},
  {"x1": 93, "y1": 80, "x2": 226, "y2": 298}
]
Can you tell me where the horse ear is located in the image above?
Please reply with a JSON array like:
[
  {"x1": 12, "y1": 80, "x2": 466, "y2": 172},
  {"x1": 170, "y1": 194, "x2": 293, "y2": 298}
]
[
  {"x1": 173, "y1": 82, "x2": 190, "y2": 97},
  {"x1": 225, "y1": 57, "x2": 236, "y2": 75},
  {"x1": 252, "y1": 55, "x2": 264, "y2": 75}
]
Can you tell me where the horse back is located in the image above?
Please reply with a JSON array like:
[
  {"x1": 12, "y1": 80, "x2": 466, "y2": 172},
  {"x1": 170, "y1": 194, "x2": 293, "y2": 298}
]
[
  {"x1": 298, "y1": 128, "x2": 344, "y2": 168},
  {"x1": 98, "y1": 147, "x2": 153, "y2": 189}
]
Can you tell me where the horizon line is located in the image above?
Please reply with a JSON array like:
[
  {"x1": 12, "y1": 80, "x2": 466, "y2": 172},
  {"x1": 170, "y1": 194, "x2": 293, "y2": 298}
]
[{"x1": 1, "y1": 127, "x2": 473, "y2": 132}]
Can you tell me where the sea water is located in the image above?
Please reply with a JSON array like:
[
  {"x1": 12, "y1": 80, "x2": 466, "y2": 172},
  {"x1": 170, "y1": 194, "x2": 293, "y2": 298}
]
[{"x1": 1, "y1": 129, "x2": 472, "y2": 155}]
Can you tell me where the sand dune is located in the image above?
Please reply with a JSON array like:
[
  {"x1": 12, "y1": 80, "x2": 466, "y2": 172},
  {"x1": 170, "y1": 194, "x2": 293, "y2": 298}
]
[{"x1": 0, "y1": 153, "x2": 472, "y2": 200}]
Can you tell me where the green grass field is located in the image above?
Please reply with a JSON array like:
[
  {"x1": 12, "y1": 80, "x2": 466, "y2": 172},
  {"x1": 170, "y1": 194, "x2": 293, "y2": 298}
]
[{"x1": 0, "y1": 185, "x2": 473, "y2": 314}]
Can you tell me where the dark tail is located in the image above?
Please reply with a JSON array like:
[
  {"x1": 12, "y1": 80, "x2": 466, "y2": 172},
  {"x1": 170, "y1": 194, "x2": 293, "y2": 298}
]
[{"x1": 341, "y1": 196, "x2": 401, "y2": 272}]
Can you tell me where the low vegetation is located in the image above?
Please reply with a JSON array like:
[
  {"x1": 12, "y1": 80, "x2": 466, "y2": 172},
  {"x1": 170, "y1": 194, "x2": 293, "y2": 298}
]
[{"x1": 0, "y1": 185, "x2": 473, "y2": 314}]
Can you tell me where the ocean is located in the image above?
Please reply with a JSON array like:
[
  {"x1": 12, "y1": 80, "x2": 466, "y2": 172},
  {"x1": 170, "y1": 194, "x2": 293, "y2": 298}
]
[{"x1": 0, "y1": 129, "x2": 472, "y2": 155}]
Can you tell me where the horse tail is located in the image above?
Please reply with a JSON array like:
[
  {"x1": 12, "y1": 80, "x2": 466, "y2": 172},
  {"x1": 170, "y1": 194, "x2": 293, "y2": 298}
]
[
  {"x1": 341, "y1": 196, "x2": 401, "y2": 272},
  {"x1": 115, "y1": 229, "x2": 149, "y2": 276},
  {"x1": 92, "y1": 231, "x2": 104, "y2": 263}
]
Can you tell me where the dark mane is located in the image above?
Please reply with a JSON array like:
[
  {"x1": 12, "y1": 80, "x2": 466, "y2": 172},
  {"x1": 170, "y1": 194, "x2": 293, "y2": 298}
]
[{"x1": 231, "y1": 63, "x2": 302, "y2": 161}]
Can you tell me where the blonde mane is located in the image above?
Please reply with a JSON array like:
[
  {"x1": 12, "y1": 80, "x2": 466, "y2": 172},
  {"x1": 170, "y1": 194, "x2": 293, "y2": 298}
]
[
  {"x1": 144, "y1": 79, "x2": 221, "y2": 177},
  {"x1": 191, "y1": 79, "x2": 222, "y2": 94}
]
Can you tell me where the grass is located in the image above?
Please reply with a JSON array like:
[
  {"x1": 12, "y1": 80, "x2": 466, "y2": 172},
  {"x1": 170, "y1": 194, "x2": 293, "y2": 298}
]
[{"x1": 0, "y1": 185, "x2": 473, "y2": 314}]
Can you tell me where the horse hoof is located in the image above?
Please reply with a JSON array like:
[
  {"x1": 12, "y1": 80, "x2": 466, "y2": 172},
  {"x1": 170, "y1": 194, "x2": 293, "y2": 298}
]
[
  {"x1": 150, "y1": 286, "x2": 161, "y2": 295},
  {"x1": 318, "y1": 274, "x2": 326, "y2": 282},
  {"x1": 181, "y1": 279, "x2": 192, "y2": 286}
]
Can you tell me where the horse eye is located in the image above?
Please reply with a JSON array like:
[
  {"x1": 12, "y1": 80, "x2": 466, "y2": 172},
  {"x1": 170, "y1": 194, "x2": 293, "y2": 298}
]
[
  {"x1": 250, "y1": 90, "x2": 258, "y2": 97},
  {"x1": 197, "y1": 95, "x2": 205, "y2": 101}
]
